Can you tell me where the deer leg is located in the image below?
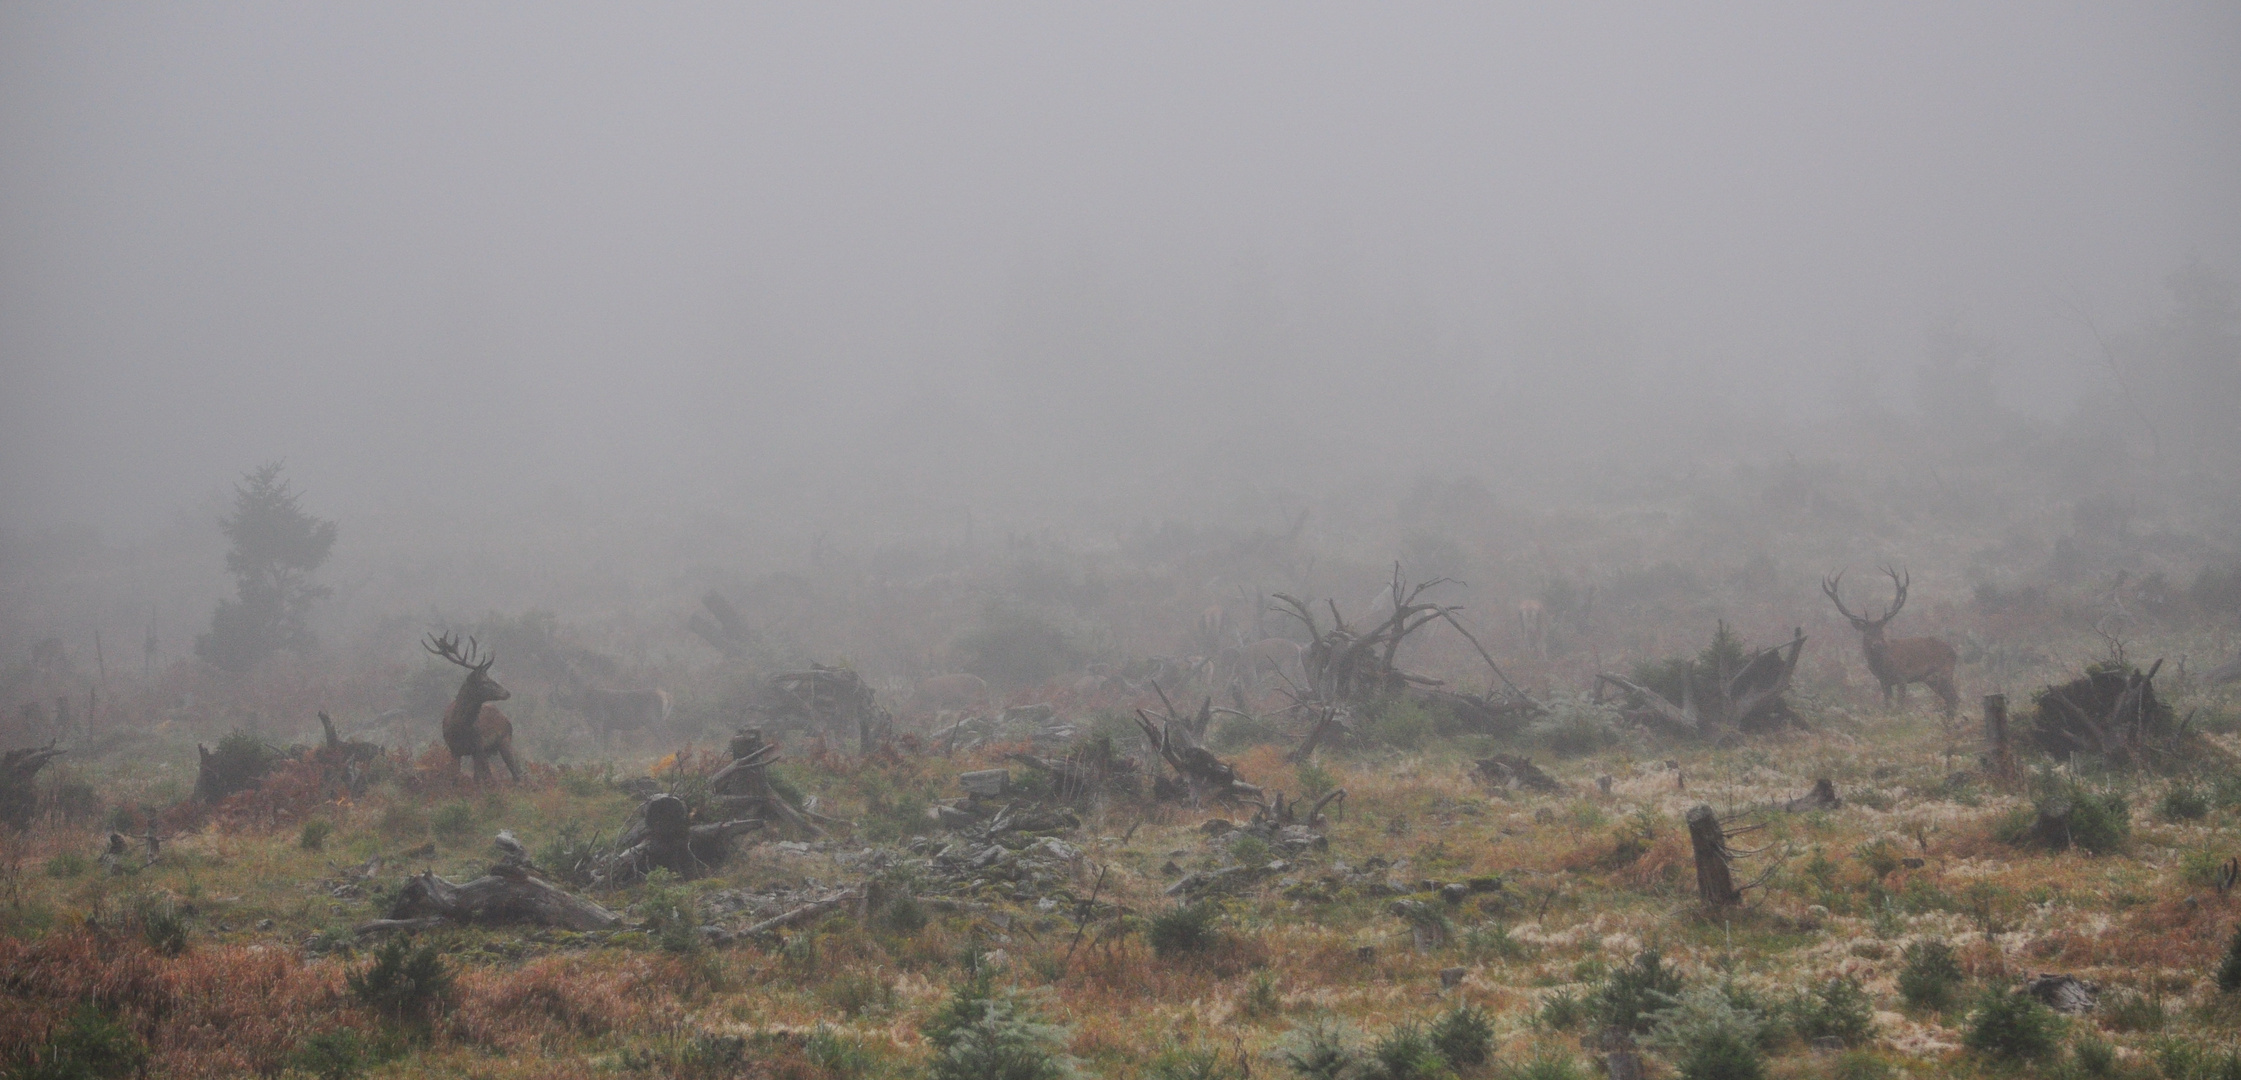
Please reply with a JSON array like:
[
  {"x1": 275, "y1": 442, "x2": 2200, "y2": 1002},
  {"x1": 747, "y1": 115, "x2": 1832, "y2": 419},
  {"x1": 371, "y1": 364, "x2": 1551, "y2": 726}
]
[
  {"x1": 498, "y1": 741, "x2": 522, "y2": 781},
  {"x1": 472, "y1": 753, "x2": 492, "y2": 782},
  {"x1": 1931, "y1": 675, "x2": 1959, "y2": 718}
]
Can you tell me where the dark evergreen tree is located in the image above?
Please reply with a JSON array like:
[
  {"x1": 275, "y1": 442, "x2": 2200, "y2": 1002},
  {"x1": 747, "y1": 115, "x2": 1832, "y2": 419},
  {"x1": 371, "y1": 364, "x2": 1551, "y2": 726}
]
[{"x1": 195, "y1": 463, "x2": 336, "y2": 673}]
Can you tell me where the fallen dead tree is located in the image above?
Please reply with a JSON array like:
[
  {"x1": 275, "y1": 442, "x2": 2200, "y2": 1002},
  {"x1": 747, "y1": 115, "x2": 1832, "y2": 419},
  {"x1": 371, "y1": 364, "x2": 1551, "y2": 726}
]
[
  {"x1": 366, "y1": 863, "x2": 622, "y2": 932},
  {"x1": 1599, "y1": 623, "x2": 1807, "y2": 739}
]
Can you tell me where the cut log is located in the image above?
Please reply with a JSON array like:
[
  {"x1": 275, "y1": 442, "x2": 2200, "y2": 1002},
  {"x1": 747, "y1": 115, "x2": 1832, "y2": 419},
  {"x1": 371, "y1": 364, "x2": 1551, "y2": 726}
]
[
  {"x1": 742, "y1": 890, "x2": 859, "y2": 937},
  {"x1": 959, "y1": 769, "x2": 1010, "y2": 797},
  {"x1": 384, "y1": 865, "x2": 621, "y2": 930},
  {"x1": 1686, "y1": 805, "x2": 1741, "y2": 908}
]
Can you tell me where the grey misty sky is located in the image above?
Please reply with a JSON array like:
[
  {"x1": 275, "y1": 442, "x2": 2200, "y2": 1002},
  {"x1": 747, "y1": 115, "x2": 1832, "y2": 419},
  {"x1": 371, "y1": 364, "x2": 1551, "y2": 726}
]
[{"x1": 2, "y1": 3, "x2": 2236, "y2": 533}]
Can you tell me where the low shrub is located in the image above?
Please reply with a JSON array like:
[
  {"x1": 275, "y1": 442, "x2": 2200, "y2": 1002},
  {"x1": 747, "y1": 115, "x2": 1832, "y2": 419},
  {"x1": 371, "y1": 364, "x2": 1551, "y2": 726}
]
[
  {"x1": 14, "y1": 1003, "x2": 148, "y2": 1080},
  {"x1": 2098, "y1": 988, "x2": 2167, "y2": 1031},
  {"x1": 2219, "y1": 924, "x2": 2241, "y2": 993},
  {"x1": 1674, "y1": 1031, "x2": 1765, "y2": 1080},
  {"x1": 430, "y1": 801, "x2": 474, "y2": 838},
  {"x1": 1536, "y1": 990, "x2": 1591, "y2": 1031},
  {"x1": 1788, "y1": 976, "x2": 1874, "y2": 1046},
  {"x1": 291, "y1": 1029, "x2": 369, "y2": 1080},
  {"x1": 1148, "y1": 902, "x2": 1222, "y2": 959},
  {"x1": 922, "y1": 986, "x2": 1072, "y2": 1080},
  {"x1": 1362, "y1": 1022, "x2": 1448, "y2": 1080},
  {"x1": 132, "y1": 893, "x2": 187, "y2": 957},
  {"x1": 1500, "y1": 1058, "x2": 1587, "y2": 1080},
  {"x1": 1150, "y1": 1044, "x2": 1249, "y2": 1080},
  {"x1": 1961, "y1": 985, "x2": 2062, "y2": 1061},
  {"x1": 2161, "y1": 785, "x2": 2211, "y2": 822},
  {"x1": 43, "y1": 852, "x2": 88, "y2": 879},
  {"x1": 1429, "y1": 1004, "x2": 1493, "y2": 1067},
  {"x1": 1596, "y1": 949, "x2": 1685, "y2": 1034},
  {"x1": 298, "y1": 819, "x2": 333, "y2": 851},
  {"x1": 347, "y1": 937, "x2": 454, "y2": 1026},
  {"x1": 1897, "y1": 939, "x2": 1964, "y2": 1010},
  {"x1": 1281, "y1": 1019, "x2": 1357, "y2": 1080}
]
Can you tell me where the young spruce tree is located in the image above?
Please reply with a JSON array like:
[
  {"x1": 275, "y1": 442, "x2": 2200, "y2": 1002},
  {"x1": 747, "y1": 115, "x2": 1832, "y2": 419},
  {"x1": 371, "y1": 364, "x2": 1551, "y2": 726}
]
[{"x1": 196, "y1": 462, "x2": 336, "y2": 673}]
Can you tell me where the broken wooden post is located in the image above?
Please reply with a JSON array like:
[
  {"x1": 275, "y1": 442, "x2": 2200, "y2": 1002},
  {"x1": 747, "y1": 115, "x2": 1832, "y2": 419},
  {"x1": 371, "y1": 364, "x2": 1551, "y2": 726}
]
[
  {"x1": 1686, "y1": 805, "x2": 1741, "y2": 907},
  {"x1": 1983, "y1": 693, "x2": 2014, "y2": 784}
]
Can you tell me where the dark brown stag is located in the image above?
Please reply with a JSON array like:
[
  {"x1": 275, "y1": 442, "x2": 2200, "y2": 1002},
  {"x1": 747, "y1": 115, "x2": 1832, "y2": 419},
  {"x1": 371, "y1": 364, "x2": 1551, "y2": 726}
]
[
  {"x1": 1821, "y1": 567, "x2": 1959, "y2": 716},
  {"x1": 424, "y1": 632, "x2": 522, "y2": 781}
]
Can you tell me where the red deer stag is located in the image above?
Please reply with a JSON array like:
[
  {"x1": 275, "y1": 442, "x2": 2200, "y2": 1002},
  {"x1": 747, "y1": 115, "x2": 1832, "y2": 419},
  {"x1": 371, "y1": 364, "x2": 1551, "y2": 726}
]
[
  {"x1": 1821, "y1": 567, "x2": 1959, "y2": 716},
  {"x1": 424, "y1": 632, "x2": 522, "y2": 781}
]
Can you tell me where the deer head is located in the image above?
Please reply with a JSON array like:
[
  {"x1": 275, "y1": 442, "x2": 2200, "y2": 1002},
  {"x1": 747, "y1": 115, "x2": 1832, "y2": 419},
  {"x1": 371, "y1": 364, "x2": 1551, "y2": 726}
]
[
  {"x1": 424, "y1": 632, "x2": 510, "y2": 706},
  {"x1": 1821, "y1": 567, "x2": 1909, "y2": 643}
]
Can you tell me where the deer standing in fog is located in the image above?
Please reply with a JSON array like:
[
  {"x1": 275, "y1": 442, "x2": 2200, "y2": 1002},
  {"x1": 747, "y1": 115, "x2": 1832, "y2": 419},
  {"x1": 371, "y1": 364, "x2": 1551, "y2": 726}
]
[
  {"x1": 425, "y1": 632, "x2": 522, "y2": 781},
  {"x1": 560, "y1": 661, "x2": 672, "y2": 747},
  {"x1": 907, "y1": 673, "x2": 990, "y2": 716},
  {"x1": 1518, "y1": 598, "x2": 1547, "y2": 659},
  {"x1": 1822, "y1": 567, "x2": 1959, "y2": 716}
]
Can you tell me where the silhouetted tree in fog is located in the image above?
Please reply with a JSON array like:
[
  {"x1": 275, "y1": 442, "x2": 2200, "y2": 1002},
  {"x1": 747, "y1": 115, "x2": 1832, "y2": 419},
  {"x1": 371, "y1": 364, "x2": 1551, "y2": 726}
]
[{"x1": 195, "y1": 463, "x2": 335, "y2": 673}]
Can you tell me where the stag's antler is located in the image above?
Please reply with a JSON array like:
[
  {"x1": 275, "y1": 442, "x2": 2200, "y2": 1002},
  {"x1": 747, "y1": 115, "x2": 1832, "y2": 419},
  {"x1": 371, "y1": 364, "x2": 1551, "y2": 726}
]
[
  {"x1": 1876, "y1": 566, "x2": 1910, "y2": 624},
  {"x1": 423, "y1": 631, "x2": 493, "y2": 672},
  {"x1": 1820, "y1": 570, "x2": 1861, "y2": 623}
]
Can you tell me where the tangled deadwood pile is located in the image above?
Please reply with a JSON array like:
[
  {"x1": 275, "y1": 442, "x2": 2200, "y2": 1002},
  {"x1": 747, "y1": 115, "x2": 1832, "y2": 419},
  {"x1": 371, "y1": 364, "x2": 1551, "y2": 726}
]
[
  {"x1": 755, "y1": 664, "x2": 891, "y2": 751},
  {"x1": 707, "y1": 727, "x2": 839, "y2": 837},
  {"x1": 0, "y1": 742, "x2": 66, "y2": 830},
  {"x1": 1136, "y1": 694, "x2": 1262, "y2": 805},
  {"x1": 1598, "y1": 624, "x2": 1807, "y2": 738},
  {"x1": 1267, "y1": 565, "x2": 1538, "y2": 739},
  {"x1": 2028, "y1": 660, "x2": 2184, "y2": 766}
]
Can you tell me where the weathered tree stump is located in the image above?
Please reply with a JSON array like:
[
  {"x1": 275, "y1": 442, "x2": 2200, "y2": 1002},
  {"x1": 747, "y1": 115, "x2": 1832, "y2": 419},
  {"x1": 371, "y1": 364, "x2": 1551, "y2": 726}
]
[
  {"x1": 609, "y1": 793, "x2": 762, "y2": 880},
  {"x1": 1686, "y1": 805, "x2": 1742, "y2": 907},
  {"x1": 0, "y1": 743, "x2": 66, "y2": 829}
]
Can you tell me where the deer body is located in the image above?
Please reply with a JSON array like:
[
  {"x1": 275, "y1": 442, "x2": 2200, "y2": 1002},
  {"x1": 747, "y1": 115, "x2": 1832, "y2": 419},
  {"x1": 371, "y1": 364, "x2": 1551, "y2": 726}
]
[
  {"x1": 427, "y1": 633, "x2": 522, "y2": 781},
  {"x1": 908, "y1": 673, "x2": 990, "y2": 715},
  {"x1": 1823, "y1": 568, "x2": 1959, "y2": 716},
  {"x1": 576, "y1": 688, "x2": 672, "y2": 745}
]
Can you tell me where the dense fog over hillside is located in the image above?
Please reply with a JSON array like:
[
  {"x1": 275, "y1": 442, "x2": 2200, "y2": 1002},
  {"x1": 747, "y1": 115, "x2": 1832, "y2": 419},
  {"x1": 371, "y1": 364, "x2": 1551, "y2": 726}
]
[
  {"x1": 6, "y1": 5, "x2": 2239, "y2": 534},
  {"x1": 3, "y1": 3, "x2": 2240, "y2": 678}
]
